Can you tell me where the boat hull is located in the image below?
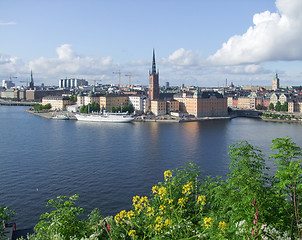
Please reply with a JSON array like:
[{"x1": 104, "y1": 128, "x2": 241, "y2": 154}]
[{"x1": 75, "y1": 113, "x2": 134, "y2": 123}]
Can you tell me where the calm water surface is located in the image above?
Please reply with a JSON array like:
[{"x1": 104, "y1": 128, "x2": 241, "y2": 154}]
[{"x1": 0, "y1": 106, "x2": 301, "y2": 229}]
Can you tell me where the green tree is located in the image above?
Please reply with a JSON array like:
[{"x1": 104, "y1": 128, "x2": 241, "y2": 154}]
[
  {"x1": 270, "y1": 137, "x2": 302, "y2": 238},
  {"x1": 281, "y1": 102, "x2": 288, "y2": 112},
  {"x1": 30, "y1": 195, "x2": 107, "y2": 240},
  {"x1": 269, "y1": 103, "x2": 274, "y2": 111},
  {"x1": 275, "y1": 101, "x2": 282, "y2": 111},
  {"x1": 256, "y1": 104, "x2": 262, "y2": 110},
  {"x1": 44, "y1": 103, "x2": 51, "y2": 110}
]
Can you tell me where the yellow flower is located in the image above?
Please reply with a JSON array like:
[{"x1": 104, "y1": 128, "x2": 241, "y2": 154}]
[
  {"x1": 152, "y1": 186, "x2": 159, "y2": 194},
  {"x1": 165, "y1": 198, "x2": 173, "y2": 204},
  {"x1": 158, "y1": 186, "x2": 167, "y2": 197},
  {"x1": 219, "y1": 221, "x2": 227, "y2": 231},
  {"x1": 164, "y1": 170, "x2": 172, "y2": 181},
  {"x1": 197, "y1": 195, "x2": 206, "y2": 206},
  {"x1": 128, "y1": 229, "x2": 137, "y2": 238},
  {"x1": 164, "y1": 219, "x2": 172, "y2": 227},
  {"x1": 203, "y1": 217, "x2": 214, "y2": 229},
  {"x1": 182, "y1": 181, "x2": 193, "y2": 195},
  {"x1": 146, "y1": 206, "x2": 154, "y2": 217},
  {"x1": 178, "y1": 197, "x2": 186, "y2": 207},
  {"x1": 127, "y1": 210, "x2": 135, "y2": 220},
  {"x1": 159, "y1": 204, "x2": 166, "y2": 214},
  {"x1": 114, "y1": 210, "x2": 127, "y2": 225}
]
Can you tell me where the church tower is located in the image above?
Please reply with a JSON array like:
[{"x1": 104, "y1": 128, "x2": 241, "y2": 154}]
[
  {"x1": 29, "y1": 70, "x2": 34, "y2": 90},
  {"x1": 272, "y1": 73, "x2": 279, "y2": 91},
  {"x1": 148, "y1": 49, "x2": 160, "y2": 100}
]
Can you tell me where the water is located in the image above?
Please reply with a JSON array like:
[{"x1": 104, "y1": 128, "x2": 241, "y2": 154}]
[{"x1": 0, "y1": 106, "x2": 301, "y2": 229}]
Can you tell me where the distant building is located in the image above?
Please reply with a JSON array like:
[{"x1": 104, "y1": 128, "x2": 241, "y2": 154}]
[
  {"x1": 174, "y1": 90, "x2": 228, "y2": 117},
  {"x1": 42, "y1": 96, "x2": 73, "y2": 111},
  {"x1": 272, "y1": 73, "x2": 280, "y2": 91},
  {"x1": 148, "y1": 49, "x2": 160, "y2": 100},
  {"x1": 2, "y1": 80, "x2": 15, "y2": 89},
  {"x1": 99, "y1": 95, "x2": 129, "y2": 111},
  {"x1": 150, "y1": 99, "x2": 167, "y2": 116},
  {"x1": 26, "y1": 89, "x2": 66, "y2": 101},
  {"x1": 59, "y1": 78, "x2": 88, "y2": 89}
]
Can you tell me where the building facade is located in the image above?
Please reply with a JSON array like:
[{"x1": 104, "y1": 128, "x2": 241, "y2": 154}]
[
  {"x1": 174, "y1": 91, "x2": 228, "y2": 117},
  {"x1": 99, "y1": 95, "x2": 129, "y2": 111},
  {"x1": 42, "y1": 96, "x2": 73, "y2": 110}
]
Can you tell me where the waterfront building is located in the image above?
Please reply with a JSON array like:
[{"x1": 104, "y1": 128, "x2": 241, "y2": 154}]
[
  {"x1": 237, "y1": 97, "x2": 251, "y2": 109},
  {"x1": 173, "y1": 90, "x2": 227, "y2": 117},
  {"x1": 42, "y1": 96, "x2": 73, "y2": 111},
  {"x1": 148, "y1": 49, "x2": 160, "y2": 100},
  {"x1": 166, "y1": 99, "x2": 179, "y2": 114},
  {"x1": 128, "y1": 95, "x2": 148, "y2": 114},
  {"x1": 150, "y1": 99, "x2": 167, "y2": 116},
  {"x1": 99, "y1": 95, "x2": 129, "y2": 111},
  {"x1": 270, "y1": 93, "x2": 279, "y2": 106},
  {"x1": 272, "y1": 73, "x2": 280, "y2": 91},
  {"x1": 84, "y1": 93, "x2": 101, "y2": 106}
]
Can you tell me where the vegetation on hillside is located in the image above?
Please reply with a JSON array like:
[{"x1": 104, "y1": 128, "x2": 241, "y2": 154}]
[{"x1": 10, "y1": 137, "x2": 302, "y2": 239}]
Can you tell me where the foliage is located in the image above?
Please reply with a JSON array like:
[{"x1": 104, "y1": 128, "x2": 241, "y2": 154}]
[
  {"x1": 69, "y1": 95, "x2": 77, "y2": 102},
  {"x1": 33, "y1": 103, "x2": 51, "y2": 111},
  {"x1": 110, "y1": 104, "x2": 134, "y2": 113},
  {"x1": 275, "y1": 101, "x2": 282, "y2": 111},
  {"x1": 269, "y1": 103, "x2": 274, "y2": 111},
  {"x1": 0, "y1": 206, "x2": 15, "y2": 237},
  {"x1": 26, "y1": 195, "x2": 109, "y2": 240},
  {"x1": 80, "y1": 102, "x2": 100, "y2": 114}
]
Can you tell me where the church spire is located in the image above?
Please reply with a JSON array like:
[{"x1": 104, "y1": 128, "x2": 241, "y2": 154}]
[{"x1": 152, "y1": 49, "x2": 156, "y2": 74}]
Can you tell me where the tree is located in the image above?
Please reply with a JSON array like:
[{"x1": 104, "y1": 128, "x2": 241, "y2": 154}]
[
  {"x1": 256, "y1": 104, "x2": 262, "y2": 110},
  {"x1": 269, "y1": 103, "x2": 274, "y2": 111},
  {"x1": 0, "y1": 207, "x2": 15, "y2": 237},
  {"x1": 281, "y1": 102, "x2": 288, "y2": 112},
  {"x1": 30, "y1": 195, "x2": 106, "y2": 240},
  {"x1": 270, "y1": 137, "x2": 302, "y2": 238},
  {"x1": 275, "y1": 101, "x2": 282, "y2": 111}
]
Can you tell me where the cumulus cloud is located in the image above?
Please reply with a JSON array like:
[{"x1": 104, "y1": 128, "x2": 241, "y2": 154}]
[
  {"x1": 29, "y1": 44, "x2": 116, "y2": 83},
  {"x1": 208, "y1": 0, "x2": 302, "y2": 65},
  {"x1": 161, "y1": 48, "x2": 203, "y2": 67}
]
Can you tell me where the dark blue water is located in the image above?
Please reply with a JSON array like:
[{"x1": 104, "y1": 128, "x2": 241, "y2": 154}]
[{"x1": 0, "y1": 106, "x2": 301, "y2": 229}]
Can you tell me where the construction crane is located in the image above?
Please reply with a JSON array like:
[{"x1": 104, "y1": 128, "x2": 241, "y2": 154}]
[
  {"x1": 112, "y1": 70, "x2": 122, "y2": 87},
  {"x1": 125, "y1": 72, "x2": 132, "y2": 88}
]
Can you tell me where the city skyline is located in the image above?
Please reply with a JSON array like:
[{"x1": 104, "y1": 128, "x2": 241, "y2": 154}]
[{"x1": 1, "y1": 0, "x2": 302, "y2": 87}]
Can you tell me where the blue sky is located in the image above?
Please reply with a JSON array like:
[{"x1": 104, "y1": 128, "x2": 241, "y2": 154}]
[{"x1": 1, "y1": 0, "x2": 301, "y2": 87}]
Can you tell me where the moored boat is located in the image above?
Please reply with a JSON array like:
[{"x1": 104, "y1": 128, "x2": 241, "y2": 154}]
[
  {"x1": 75, "y1": 112, "x2": 134, "y2": 123},
  {"x1": 52, "y1": 114, "x2": 69, "y2": 120}
]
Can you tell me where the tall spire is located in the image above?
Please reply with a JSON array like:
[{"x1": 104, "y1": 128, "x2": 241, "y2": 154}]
[
  {"x1": 30, "y1": 70, "x2": 34, "y2": 83},
  {"x1": 152, "y1": 49, "x2": 156, "y2": 74}
]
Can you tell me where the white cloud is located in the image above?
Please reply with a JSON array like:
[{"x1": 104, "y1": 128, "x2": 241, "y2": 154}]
[
  {"x1": 208, "y1": 0, "x2": 302, "y2": 65},
  {"x1": 29, "y1": 44, "x2": 117, "y2": 83},
  {"x1": 161, "y1": 48, "x2": 203, "y2": 67},
  {"x1": 0, "y1": 22, "x2": 16, "y2": 26}
]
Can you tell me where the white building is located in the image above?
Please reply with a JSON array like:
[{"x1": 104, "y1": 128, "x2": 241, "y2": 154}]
[
  {"x1": 128, "y1": 95, "x2": 147, "y2": 114},
  {"x1": 59, "y1": 78, "x2": 88, "y2": 89}
]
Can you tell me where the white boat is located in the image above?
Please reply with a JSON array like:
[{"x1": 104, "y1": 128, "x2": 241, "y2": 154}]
[
  {"x1": 52, "y1": 114, "x2": 69, "y2": 120},
  {"x1": 75, "y1": 112, "x2": 134, "y2": 123}
]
